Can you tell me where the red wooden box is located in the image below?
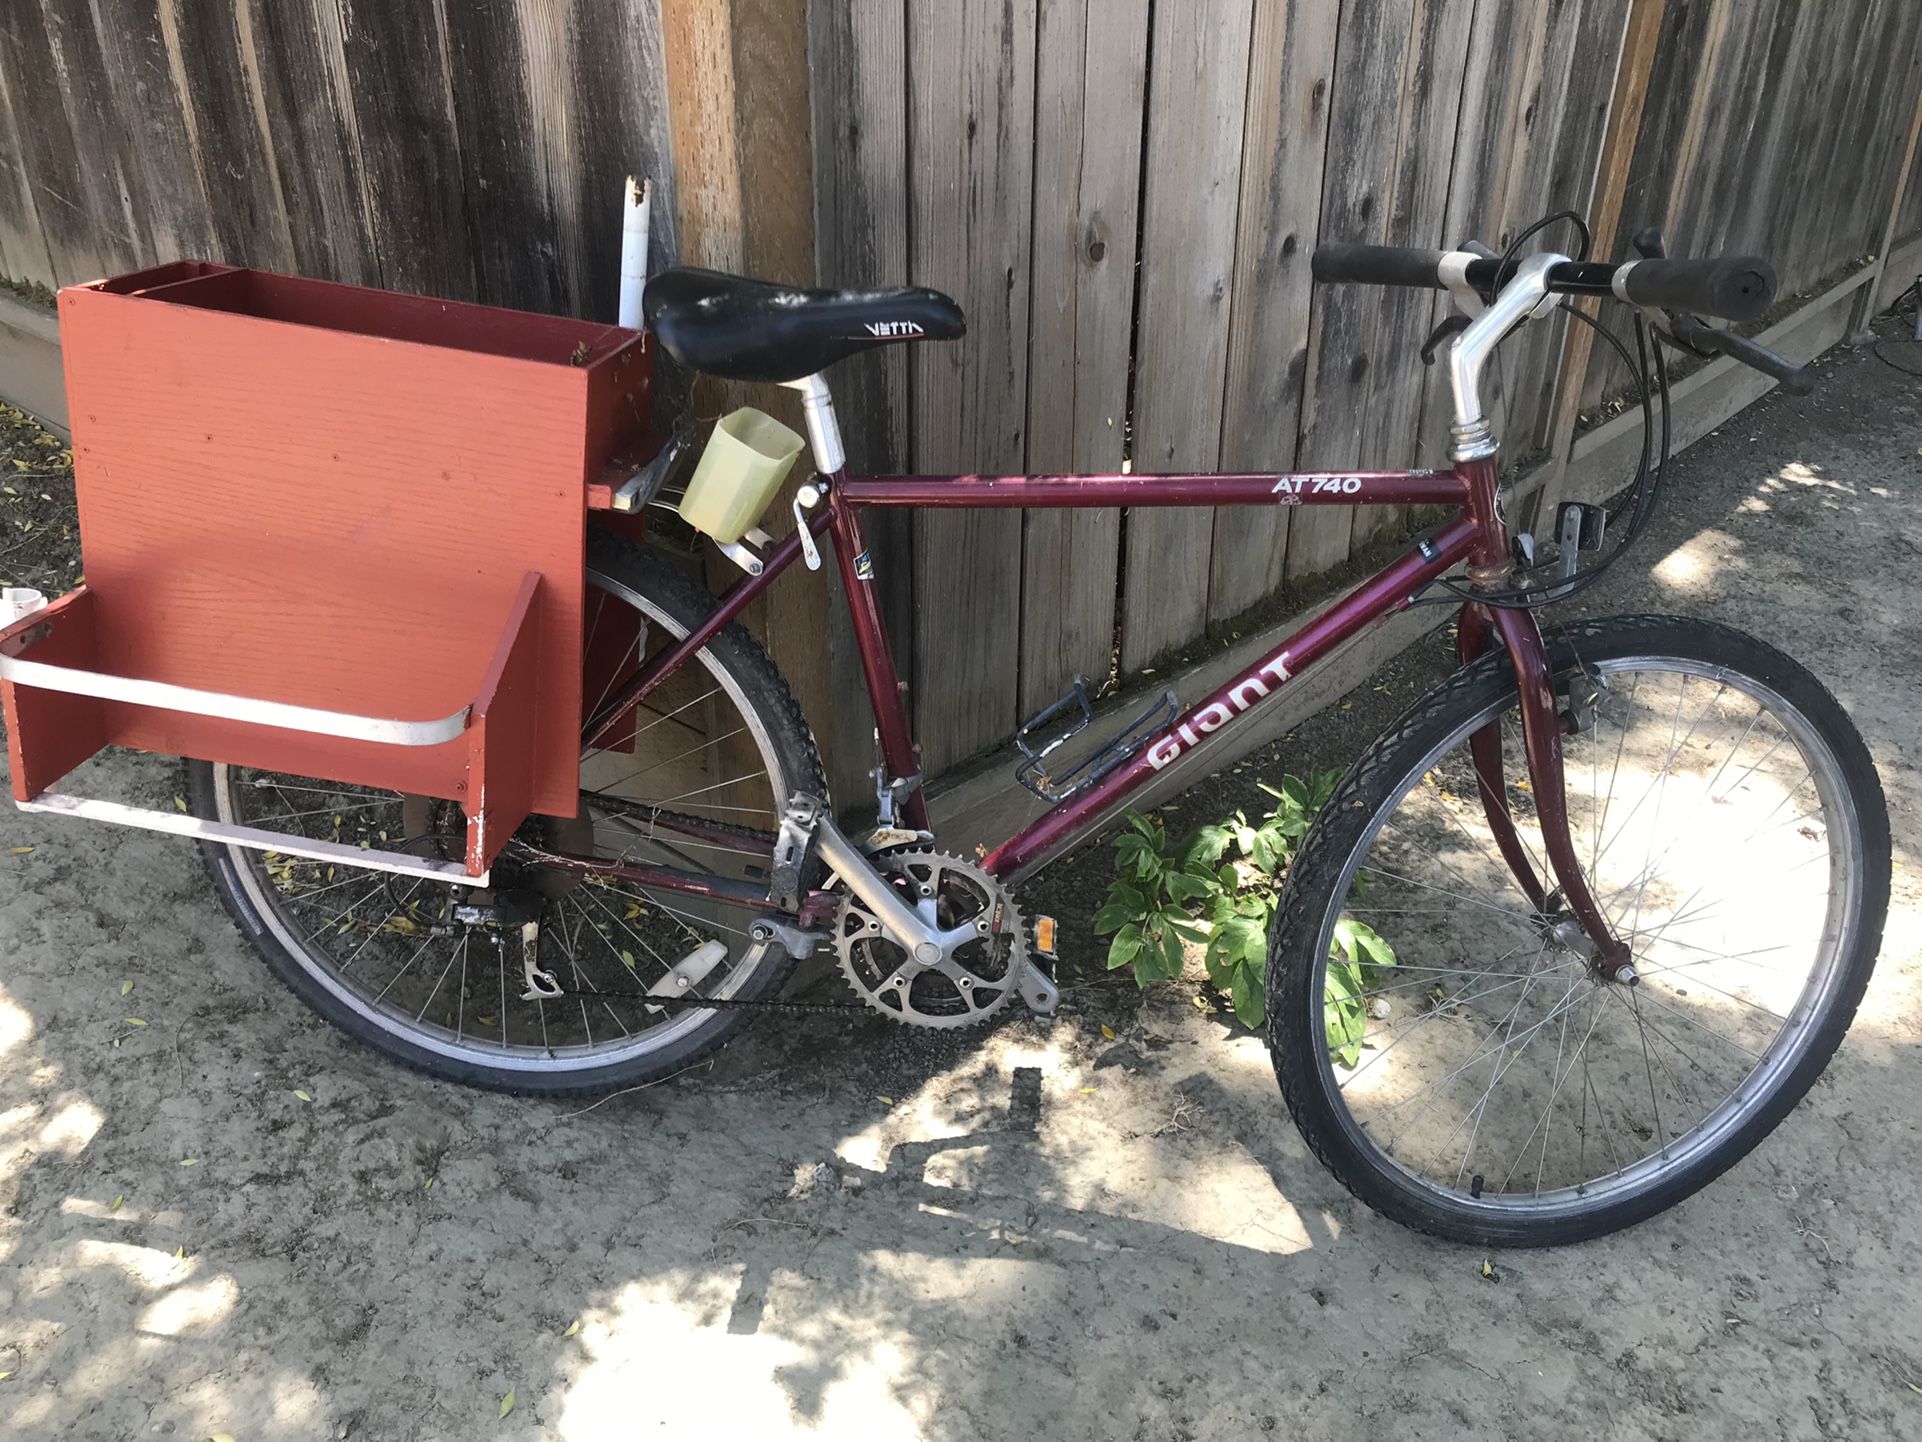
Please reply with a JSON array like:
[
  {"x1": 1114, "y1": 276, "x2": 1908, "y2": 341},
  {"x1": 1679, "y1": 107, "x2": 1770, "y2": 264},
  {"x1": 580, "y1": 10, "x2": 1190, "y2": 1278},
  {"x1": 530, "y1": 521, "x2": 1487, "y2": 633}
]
[{"x1": 0, "y1": 261, "x2": 652, "y2": 877}]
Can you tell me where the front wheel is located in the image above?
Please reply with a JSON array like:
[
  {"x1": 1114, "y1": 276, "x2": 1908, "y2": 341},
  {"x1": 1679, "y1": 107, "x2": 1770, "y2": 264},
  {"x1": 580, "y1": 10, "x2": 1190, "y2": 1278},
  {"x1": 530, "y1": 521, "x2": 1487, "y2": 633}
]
[{"x1": 1267, "y1": 615, "x2": 1890, "y2": 1246}]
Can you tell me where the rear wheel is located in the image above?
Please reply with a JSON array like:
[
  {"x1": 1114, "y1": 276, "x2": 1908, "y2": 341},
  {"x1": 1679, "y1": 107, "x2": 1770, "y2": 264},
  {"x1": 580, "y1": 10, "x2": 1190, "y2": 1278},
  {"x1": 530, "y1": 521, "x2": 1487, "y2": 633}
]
[
  {"x1": 1268, "y1": 615, "x2": 1890, "y2": 1245},
  {"x1": 191, "y1": 529, "x2": 827, "y2": 1094}
]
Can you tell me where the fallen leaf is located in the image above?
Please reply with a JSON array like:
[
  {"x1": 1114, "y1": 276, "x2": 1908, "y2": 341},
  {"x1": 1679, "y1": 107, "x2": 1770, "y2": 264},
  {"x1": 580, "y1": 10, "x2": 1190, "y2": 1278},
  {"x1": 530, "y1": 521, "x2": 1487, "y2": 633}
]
[
  {"x1": 174, "y1": 795, "x2": 187, "y2": 813},
  {"x1": 0, "y1": 1371, "x2": 11, "y2": 1381},
  {"x1": 619, "y1": 950, "x2": 637, "y2": 973},
  {"x1": 499, "y1": 1387, "x2": 516, "y2": 1419},
  {"x1": 110, "y1": 1195, "x2": 123, "y2": 1212},
  {"x1": 294, "y1": 1090, "x2": 313, "y2": 1103},
  {"x1": 124, "y1": 1017, "x2": 147, "y2": 1027},
  {"x1": 1099, "y1": 1023, "x2": 1116, "y2": 1041},
  {"x1": 1078, "y1": 1086, "x2": 1098, "y2": 1094},
  {"x1": 8, "y1": 845, "x2": 31, "y2": 855},
  {"x1": 174, "y1": 1246, "x2": 184, "y2": 1258},
  {"x1": 1479, "y1": 1259, "x2": 1498, "y2": 1282},
  {"x1": 210, "y1": 1433, "x2": 237, "y2": 1442},
  {"x1": 180, "y1": 1158, "x2": 198, "y2": 1167},
  {"x1": 121, "y1": 979, "x2": 135, "y2": 995},
  {"x1": 562, "y1": 1319, "x2": 580, "y2": 1338},
  {"x1": 875, "y1": 1095, "x2": 895, "y2": 1106}
]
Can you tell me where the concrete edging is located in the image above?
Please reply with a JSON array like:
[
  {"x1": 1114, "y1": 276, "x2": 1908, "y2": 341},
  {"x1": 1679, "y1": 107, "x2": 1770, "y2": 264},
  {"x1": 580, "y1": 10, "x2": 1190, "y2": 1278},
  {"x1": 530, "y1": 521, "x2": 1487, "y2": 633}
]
[{"x1": 0, "y1": 291, "x2": 66, "y2": 440}]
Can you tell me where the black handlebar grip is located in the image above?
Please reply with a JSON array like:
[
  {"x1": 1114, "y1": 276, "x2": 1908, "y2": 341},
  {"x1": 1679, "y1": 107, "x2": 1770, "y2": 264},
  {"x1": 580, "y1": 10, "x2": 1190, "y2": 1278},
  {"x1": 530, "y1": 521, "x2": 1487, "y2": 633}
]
[
  {"x1": 1311, "y1": 244, "x2": 1448, "y2": 290},
  {"x1": 1618, "y1": 255, "x2": 1776, "y2": 322}
]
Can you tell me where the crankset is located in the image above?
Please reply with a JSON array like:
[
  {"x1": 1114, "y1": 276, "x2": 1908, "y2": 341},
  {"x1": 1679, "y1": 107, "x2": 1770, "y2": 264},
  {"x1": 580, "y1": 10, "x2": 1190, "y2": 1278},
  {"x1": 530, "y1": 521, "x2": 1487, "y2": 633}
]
[{"x1": 834, "y1": 848, "x2": 1059, "y2": 1028}]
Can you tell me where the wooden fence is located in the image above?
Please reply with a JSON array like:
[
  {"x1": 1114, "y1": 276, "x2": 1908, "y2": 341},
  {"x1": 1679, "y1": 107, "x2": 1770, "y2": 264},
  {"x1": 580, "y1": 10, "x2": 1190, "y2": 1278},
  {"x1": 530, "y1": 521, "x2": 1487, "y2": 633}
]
[{"x1": 1, "y1": 0, "x2": 1919, "y2": 795}]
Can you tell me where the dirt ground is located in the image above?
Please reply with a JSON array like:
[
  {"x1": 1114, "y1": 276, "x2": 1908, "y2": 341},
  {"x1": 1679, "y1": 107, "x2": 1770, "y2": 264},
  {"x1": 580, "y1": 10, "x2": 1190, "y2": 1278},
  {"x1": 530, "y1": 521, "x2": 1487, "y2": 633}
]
[{"x1": 1, "y1": 317, "x2": 1919, "y2": 1442}]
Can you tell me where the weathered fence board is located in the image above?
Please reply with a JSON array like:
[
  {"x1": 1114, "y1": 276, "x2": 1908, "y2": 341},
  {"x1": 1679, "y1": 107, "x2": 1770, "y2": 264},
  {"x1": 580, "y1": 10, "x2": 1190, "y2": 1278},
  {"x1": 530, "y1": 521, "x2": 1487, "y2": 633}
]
[
  {"x1": 907, "y1": 0, "x2": 1037, "y2": 772},
  {"x1": 1019, "y1": 0, "x2": 1146, "y2": 715},
  {"x1": 1208, "y1": 0, "x2": 1339, "y2": 624},
  {"x1": 1122, "y1": 0, "x2": 1256, "y2": 671}
]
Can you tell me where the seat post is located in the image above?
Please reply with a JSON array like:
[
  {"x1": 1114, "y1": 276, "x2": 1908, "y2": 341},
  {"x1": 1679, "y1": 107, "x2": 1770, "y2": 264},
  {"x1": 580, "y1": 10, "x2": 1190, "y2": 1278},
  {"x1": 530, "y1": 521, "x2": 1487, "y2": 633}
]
[{"x1": 781, "y1": 373, "x2": 846, "y2": 476}]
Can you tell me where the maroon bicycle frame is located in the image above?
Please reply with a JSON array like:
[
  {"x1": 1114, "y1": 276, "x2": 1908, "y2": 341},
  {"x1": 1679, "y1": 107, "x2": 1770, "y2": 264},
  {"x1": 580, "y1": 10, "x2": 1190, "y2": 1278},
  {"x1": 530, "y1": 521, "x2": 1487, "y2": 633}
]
[{"x1": 578, "y1": 458, "x2": 1628, "y2": 968}]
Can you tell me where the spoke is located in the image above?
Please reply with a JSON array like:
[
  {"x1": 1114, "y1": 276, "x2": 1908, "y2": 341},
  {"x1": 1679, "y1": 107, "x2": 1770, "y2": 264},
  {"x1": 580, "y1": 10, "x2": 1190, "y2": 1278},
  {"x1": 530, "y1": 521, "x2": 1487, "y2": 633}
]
[
  {"x1": 1355, "y1": 862, "x2": 1540, "y2": 923},
  {"x1": 1622, "y1": 984, "x2": 1762, "y2": 1063},
  {"x1": 374, "y1": 932, "x2": 438, "y2": 1003},
  {"x1": 1336, "y1": 940, "x2": 1555, "y2": 1087},
  {"x1": 415, "y1": 934, "x2": 466, "y2": 1023}
]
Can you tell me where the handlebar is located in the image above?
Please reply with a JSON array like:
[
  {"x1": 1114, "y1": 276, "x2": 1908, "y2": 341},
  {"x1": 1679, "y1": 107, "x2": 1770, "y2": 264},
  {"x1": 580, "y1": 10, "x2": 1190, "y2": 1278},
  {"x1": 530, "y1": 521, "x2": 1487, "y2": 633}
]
[
  {"x1": 1311, "y1": 244, "x2": 1777, "y2": 323},
  {"x1": 1312, "y1": 241, "x2": 1810, "y2": 391}
]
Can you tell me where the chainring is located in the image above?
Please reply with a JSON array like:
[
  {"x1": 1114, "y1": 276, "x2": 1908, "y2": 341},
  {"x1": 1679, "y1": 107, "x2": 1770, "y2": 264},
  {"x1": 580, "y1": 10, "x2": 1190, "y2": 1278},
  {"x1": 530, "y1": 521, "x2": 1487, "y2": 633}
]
[{"x1": 835, "y1": 849, "x2": 1027, "y2": 1028}]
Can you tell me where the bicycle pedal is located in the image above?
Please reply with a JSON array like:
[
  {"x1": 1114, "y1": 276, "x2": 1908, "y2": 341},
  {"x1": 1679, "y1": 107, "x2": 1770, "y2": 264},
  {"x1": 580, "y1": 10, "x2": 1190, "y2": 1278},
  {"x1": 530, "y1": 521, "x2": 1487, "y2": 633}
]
[
  {"x1": 1030, "y1": 914, "x2": 1058, "y2": 960},
  {"x1": 1014, "y1": 681, "x2": 1180, "y2": 804}
]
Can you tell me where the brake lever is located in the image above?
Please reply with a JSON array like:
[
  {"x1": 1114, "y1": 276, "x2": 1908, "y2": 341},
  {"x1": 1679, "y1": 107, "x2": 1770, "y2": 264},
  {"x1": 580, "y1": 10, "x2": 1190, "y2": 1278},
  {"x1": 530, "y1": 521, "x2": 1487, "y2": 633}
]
[{"x1": 1420, "y1": 313, "x2": 1473, "y2": 366}]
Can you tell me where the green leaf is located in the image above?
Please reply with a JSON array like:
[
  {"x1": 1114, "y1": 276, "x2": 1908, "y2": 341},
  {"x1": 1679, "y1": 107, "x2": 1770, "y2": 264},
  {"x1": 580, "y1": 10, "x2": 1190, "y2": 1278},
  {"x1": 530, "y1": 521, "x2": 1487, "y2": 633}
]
[
  {"x1": 1230, "y1": 962, "x2": 1265, "y2": 1028},
  {"x1": 1157, "y1": 924, "x2": 1186, "y2": 979},
  {"x1": 1161, "y1": 870, "x2": 1209, "y2": 904},
  {"x1": 1107, "y1": 924, "x2": 1144, "y2": 970},
  {"x1": 1092, "y1": 884, "x2": 1144, "y2": 934},
  {"x1": 1125, "y1": 810, "x2": 1158, "y2": 839}
]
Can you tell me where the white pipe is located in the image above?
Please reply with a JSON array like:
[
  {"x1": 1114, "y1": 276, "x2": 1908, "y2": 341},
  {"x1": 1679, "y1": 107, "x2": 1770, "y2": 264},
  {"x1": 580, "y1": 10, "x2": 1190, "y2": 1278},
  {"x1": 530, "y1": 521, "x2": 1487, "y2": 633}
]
[{"x1": 617, "y1": 175, "x2": 651, "y2": 328}]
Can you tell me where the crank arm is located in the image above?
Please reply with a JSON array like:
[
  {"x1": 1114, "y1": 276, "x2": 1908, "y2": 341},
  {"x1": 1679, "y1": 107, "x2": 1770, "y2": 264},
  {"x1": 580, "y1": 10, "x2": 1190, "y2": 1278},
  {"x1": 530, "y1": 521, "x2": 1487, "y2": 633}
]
[{"x1": 811, "y1": 807, "x2": 973, "y2": 960}]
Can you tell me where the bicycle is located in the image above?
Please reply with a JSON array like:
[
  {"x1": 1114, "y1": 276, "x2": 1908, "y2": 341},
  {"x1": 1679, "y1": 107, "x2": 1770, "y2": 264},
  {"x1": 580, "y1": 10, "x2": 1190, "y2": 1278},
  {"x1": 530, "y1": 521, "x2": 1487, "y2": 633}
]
[{"x1": 179, "y1": 222, "x2": 1890, "y2": 1247}]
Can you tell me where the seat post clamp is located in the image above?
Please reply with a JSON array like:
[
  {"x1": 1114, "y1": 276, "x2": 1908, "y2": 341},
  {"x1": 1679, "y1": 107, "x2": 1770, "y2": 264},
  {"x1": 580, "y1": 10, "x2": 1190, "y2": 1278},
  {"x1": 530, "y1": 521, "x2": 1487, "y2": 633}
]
[{"x1": 781, "y1": 373, "x2": 846, "y2": 476}]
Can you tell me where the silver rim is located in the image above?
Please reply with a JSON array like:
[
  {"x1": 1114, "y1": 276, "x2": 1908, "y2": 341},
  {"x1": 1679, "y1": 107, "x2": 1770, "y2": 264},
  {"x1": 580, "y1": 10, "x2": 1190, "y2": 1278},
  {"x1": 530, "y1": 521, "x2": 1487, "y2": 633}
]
[
  {"x1": 214, "y1": 566, "x2": 793, "y2": 1075},
  {"x1": 1308, "y1": 654, "x2": 1862, "y2": 1219}
]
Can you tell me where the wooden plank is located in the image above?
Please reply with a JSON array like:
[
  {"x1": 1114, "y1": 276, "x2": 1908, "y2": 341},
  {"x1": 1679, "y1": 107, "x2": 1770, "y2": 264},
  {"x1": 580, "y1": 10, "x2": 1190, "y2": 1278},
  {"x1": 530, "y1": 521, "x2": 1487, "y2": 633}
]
[
  {"x1": 1344, "y1": 0, "x2": 1476, "y2": 546},
  {"x1": 1207, "y1": 0, "x2": 1339, "y2": 623},
  {"x1": 1019, "y1": 0, "x2": 1148, "y2": 713},
  {"x1": 1440, "y1": 0, "x2": 1624, "y2": 464},
  {"x1": 238, "y1": 0, "x2": 381, "y2": 286},
  {"x1": 562, "y1": 0, "x2": 679, "y2": 319},
  {"x1": 464, "y1": 573, "x2": 544, "y2": 872},
  {"x1": 1851, "y1": 8, "x2": 1922, "y2": 333},
  {"x1": 0, "y1": 1, "x2": 121, "y2": 281},
  {"x1": 1122, "y1": 0, "x2": 1256, "y2": 669},
  {"x1": 907, "y1": 0, "x2": 1038, "y2": 771},
  {"x1": 687, "y1": 0, "x2": 847, "y2": 799},
  {"x1": 1534, "y1": 0, "x2": 1667, "y2": 522},
  {"x1": 159, "y1": 0, "x2": 298, "y2": 272},
  {"x1": 0, "y1": 52, "x2": 56, "y2": 287},
  {"x1": 437, "y1": 0, "x2": 576, "y2": 314},
  {"x1": 1291, "y1": 0, "x2": 1475, "y2": 575},
  {"x1": 329, "y1": 0, "x2": 476, "y2": 300},
  {"x1": 811, "y1": 0, "x2": 913, "y2": 799}
]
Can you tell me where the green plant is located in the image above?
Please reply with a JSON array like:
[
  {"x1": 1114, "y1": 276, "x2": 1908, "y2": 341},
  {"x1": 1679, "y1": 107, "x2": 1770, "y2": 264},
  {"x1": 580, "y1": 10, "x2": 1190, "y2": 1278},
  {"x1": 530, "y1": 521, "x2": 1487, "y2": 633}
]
[{"x1": 1092, "y1": 768, "x2": 1396, "y2": 1054}]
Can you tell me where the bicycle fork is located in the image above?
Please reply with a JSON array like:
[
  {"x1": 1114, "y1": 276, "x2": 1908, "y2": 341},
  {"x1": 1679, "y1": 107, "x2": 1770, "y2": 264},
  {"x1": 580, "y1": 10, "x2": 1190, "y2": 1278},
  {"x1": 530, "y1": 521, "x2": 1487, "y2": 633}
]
[{"x1": 1458, "y1": 600, "x2": 1634, "y2": 980}]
